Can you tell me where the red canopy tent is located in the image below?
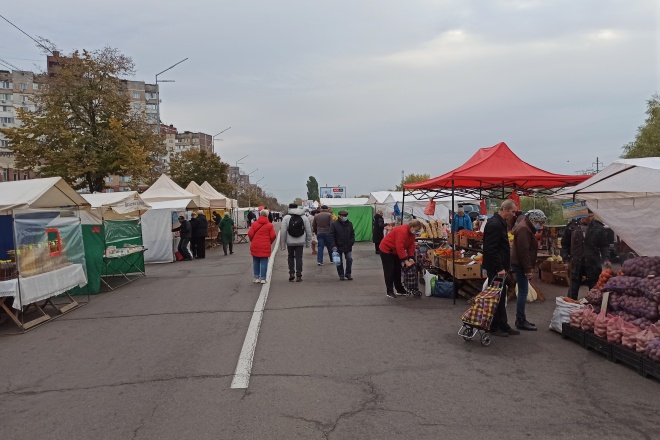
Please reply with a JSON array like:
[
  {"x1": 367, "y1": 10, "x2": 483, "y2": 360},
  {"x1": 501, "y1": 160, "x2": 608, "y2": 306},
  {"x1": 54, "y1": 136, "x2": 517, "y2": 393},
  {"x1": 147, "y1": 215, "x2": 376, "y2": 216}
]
[{"x1": 405, "y1": 142, "x2": 590, "y2": 198}]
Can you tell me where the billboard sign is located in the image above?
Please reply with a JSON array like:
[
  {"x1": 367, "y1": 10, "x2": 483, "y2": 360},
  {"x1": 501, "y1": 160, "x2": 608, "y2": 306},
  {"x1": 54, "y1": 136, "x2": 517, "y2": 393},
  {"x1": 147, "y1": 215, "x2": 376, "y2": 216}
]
[
  {"x1": 562, "y1": 200, "x2": 589, "y2": 220},
  {"x1": 320, "y1": 187, "x2": 346, "y2": 199}
]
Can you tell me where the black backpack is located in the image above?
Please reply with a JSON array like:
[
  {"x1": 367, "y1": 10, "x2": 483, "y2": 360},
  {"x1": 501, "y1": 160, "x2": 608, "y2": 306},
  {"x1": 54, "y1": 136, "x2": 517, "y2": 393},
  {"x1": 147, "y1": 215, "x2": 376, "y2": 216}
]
[{"x1": 288, "y1": 214, "x2": 305, "y2": 237}]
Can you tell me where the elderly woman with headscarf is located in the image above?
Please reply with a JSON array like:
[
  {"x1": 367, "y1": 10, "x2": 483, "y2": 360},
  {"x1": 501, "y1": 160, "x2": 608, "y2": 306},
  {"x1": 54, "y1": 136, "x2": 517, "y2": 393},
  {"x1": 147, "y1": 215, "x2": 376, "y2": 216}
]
[{"x1": 378, "y1": 219, "x2": 423, "y2": 299}]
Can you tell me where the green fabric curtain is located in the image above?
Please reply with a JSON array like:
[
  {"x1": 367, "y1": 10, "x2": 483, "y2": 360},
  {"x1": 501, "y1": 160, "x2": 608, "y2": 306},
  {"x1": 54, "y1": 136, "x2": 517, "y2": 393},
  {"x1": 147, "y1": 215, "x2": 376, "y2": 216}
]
[
  {"x1": 70, "y1": 224, "x2": 104, "y2": 295},
  {"x1": 103, "y1": 219, "x2": 145, "y2": 276},
  {"x1": 334, "y1": 206, "x2": 373, "y2": 242}
]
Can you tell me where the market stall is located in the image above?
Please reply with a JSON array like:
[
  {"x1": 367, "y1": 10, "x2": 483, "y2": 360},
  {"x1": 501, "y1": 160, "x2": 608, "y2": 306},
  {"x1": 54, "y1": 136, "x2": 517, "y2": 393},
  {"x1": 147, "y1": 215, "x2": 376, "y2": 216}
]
[
  {"x1": 141, "y1": 198, "x2": 198, "y2": 263},
  {"x1": 319, "y1": 198, "x2": 373, "y2": 242},
  {"x1": 0, "y1": 177, "x2": 90, "y2": 330},
  {"x1": 80, "y1": 192, "x2": 151, "y2": 292},
  {"x1": 404, "y1": 142, "x2": 591, "y2": 303},
  {"x1": 367, "y1": 191, "x2": 473, "y2": 223},
  {"x1": 141, "y1": 174, "x2": 202, "y2": 206},
  {"x1": 186, "y1": 181, "x2": 231, "y2": 245}
]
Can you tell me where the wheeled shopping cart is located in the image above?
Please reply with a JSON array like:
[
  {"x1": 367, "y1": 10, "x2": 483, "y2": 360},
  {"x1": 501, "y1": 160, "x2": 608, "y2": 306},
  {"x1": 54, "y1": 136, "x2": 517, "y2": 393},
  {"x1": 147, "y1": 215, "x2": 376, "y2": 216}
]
[{"x1": 457, "y1": 277, "x2": 504, "y2": 347}]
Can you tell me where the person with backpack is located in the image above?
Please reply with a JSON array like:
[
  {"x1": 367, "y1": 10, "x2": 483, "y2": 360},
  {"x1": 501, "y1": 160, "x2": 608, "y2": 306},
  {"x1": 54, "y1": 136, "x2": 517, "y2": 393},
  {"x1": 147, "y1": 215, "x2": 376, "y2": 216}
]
[
  {"x1": 329, "y1": 210, "x2": 356, "y2": 281},
  {"x1": 248, "y1": 210, "x2": 277, "y2": 284},
  {"x1": 280, "y1": 203, "x2": 312, "y2": 282}
]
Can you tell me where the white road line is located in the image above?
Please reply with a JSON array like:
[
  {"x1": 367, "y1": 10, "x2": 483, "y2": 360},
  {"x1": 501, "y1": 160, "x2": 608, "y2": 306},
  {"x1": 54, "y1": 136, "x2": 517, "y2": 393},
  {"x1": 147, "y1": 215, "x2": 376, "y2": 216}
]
[{"x1": 230, "y1": 231, "x2": 281, "y2": 389}]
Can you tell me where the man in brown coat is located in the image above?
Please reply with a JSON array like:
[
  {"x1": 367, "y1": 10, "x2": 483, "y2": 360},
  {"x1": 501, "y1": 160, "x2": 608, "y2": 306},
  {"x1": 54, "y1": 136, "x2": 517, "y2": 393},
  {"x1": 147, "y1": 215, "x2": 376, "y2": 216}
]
[{"x1": 511, "y1": 209, "x2": 546, "y2": 331}]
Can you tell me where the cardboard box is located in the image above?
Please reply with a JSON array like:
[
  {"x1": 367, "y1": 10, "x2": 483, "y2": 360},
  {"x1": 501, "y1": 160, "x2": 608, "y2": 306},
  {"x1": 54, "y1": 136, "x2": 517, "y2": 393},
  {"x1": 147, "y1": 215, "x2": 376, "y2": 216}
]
[
  {"x1": 459, "y1": 235, "x2": 469, "y2": 248},
  {"x1": 450, "y1": 262, "x2": 483, "y2": 279},
  {"x1": 439, "y1": 257, "x2": 448, "y2": 272},
  {"x1": 540, "y1": 270, "x2": 555, "y2": 283},
  {"x1": 550, "y1": 261, "x2": 566, "y2": 273},
  {"x1": 447, "y1": 235, "x2": 454, "y2": 246}
]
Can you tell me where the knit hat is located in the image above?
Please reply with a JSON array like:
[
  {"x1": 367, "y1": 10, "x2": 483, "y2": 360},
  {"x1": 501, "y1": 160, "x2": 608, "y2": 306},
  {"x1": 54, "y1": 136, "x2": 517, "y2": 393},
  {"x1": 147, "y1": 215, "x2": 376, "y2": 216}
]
[
  {"x1": 526, "y1": 209, "x2": 547, "y2": 223},
  {"x1": 338, "y1": 210, "x2": 349, "y2": 216}
]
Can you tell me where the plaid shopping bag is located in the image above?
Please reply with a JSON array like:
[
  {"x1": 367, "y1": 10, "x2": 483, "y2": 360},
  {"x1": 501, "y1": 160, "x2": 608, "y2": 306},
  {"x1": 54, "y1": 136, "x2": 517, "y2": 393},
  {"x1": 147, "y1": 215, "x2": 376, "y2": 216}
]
[
  {"x1": 461, "y1": 285, "x2": 501, "y2": 329},
  {"x1": 401, "y1": 264, "x2": 420, "y2": 294}
]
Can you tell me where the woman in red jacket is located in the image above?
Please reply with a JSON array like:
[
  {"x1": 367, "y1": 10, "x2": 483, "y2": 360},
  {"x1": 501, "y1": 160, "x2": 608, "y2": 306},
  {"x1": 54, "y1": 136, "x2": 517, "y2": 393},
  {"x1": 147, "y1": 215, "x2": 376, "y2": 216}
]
[
  {"x1": 379, "y1": 219, "x2": 423, "y2": 299},
  {"x1": 248, "y1": 210, "x2": 277, "y2": 284}
]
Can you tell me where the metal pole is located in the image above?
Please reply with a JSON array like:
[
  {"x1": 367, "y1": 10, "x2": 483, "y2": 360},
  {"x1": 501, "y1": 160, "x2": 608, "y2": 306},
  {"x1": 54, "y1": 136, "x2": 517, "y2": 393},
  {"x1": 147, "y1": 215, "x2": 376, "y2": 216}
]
[{"x1": 451, "y1": 180, "x2": 456, "y2": 305}]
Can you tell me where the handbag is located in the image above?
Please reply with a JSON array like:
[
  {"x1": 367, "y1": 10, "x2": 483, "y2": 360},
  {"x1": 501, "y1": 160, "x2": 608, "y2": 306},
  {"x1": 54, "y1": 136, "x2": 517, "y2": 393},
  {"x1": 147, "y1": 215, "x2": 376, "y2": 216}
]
[{"x1": 431, "y1": 275, "x2": 454, "y2": 298}]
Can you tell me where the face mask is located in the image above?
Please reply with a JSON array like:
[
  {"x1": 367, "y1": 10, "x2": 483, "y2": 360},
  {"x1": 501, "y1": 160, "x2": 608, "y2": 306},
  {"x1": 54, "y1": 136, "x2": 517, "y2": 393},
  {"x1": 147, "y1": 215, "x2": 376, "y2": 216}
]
[
  {"x1": 340, "y1": 217, "x2": 347, "y2": 222},
  {"x1": 534, "y1": 224, "x2": 541, "y2": 231},
  {"x1": 413, "y1": 229, "x2": 421, "y2": 236}
]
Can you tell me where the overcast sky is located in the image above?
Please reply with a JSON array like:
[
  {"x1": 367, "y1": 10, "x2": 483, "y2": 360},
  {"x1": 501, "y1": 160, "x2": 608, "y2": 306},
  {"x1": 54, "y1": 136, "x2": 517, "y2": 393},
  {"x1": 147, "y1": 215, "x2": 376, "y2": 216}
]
[{"x1": 1, "y1": 0, "x2": 657, "y2": 202}]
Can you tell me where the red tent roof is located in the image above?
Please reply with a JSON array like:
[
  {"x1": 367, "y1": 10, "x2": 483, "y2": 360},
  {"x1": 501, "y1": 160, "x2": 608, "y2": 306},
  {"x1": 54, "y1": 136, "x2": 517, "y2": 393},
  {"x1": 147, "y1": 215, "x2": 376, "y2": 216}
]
[{"x1": 405, "y1": 142, "x2": 591, "y2": 191}]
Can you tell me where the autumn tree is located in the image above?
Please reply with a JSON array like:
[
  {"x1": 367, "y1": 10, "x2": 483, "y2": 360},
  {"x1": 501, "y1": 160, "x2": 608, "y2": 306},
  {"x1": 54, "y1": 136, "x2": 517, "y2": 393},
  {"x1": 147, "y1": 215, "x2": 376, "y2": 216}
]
[
  {"x1": 0, "y1": 47, "x2": 165, "y2": 193},
  {"x1": 622, "y1": 94, "x2": 660, "y2": 158},
  {"x1": 169, "y1": 148, "x2": 234, "y2": 196},
  {"x1": 306, "y1": 176, "x2": 319, "y2": 200},
  {"x1": 395, "y1": 173, "x2": 431, "y2": 191}
]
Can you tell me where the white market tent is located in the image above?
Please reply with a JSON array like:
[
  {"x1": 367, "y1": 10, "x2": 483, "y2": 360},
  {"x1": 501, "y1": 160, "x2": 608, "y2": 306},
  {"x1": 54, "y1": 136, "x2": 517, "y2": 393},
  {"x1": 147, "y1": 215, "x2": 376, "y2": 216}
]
[
  {"x1": 552, "y1": 157, "x2": 660, "y2": 257},
  {"x1": 320, "y1": 197, "x2": 369, "y2": 207},
  {"x1": 81, "y1": 191, "x2": 150, "y2": 223},
  {"x1": 366, "y1": 191, "x2": 473, "y2": 222},
  {"x1": 141, "y1": 174, "x2": 202, "y2": 206},
  {"x1": 141, "y1": 199, "x2": 197, "y2": 264},
  {"x1": 0, "y1": 177, "x2": 90, "y2": 214},
  {"x1": 185, "y1": 181, "x2": 225, "y2": 210},
  {"x1": 198, "y1": 181, "x2": 232, "y2": 210}
]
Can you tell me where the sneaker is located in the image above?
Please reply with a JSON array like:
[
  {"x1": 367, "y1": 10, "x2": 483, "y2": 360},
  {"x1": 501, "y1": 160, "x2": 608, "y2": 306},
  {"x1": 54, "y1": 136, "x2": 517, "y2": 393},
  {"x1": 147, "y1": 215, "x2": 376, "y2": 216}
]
[
  {"x1": 296, "y1": 276, "x2": 302, "y2": 282},
  {"x1": 339, "y1": 277, "x2": 345, "y2": 281},
  {"x1": 317, "y1": 262, "x2": 323, "y2": 266},
  {"x1": 386, "y1": 292, "x2": 397, "y2": 299},
  {"x1": 515, "y1": 319, "x2": 537, "y2": 331},
  {"x1": 289, "y1": 274, "x2": 295, "y2": 282},
  {"x1": 260, "y1": 279, "x2": 267, "y2": 284},
  {"x1": 253, "y1": 278, "x2": 260, "y2": 284},
  {"x1": 345, "y1": 275, "x2": 353, "y2": 280}
]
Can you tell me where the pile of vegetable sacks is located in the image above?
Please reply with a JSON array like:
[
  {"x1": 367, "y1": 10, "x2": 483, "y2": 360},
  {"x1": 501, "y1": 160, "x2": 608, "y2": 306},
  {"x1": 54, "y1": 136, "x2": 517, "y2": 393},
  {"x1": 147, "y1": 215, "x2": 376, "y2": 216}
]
[{"x1": 572, "y1": 256, "x2": 660, "y2": 364}]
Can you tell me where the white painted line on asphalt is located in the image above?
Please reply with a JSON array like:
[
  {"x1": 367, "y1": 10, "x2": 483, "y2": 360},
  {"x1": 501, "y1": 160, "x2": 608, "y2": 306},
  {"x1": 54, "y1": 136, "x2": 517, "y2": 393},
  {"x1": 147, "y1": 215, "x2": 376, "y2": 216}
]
[{"x1": 230, "y1": 231, "x2": 280, "y2": 389}]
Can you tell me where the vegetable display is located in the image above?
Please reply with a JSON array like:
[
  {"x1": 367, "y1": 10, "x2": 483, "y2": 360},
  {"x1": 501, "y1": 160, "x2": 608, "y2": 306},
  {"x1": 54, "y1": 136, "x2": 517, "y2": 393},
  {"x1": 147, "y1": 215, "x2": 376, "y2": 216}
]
[
  {"x1": 608, "y1": 293, "x2": 658, "y2": 320},
  {"x1": 646, "y1": 337, "x2": 660, "y2": 363},
  {"x1": 621, "y1": 256, "x2": 660, "y2": 278},
  {"x1": 594, "y1": 268, "x2": 614, "y2": 291},
  {"x1": 603, "y1": 276, "x2": 642, "y2": 297}
]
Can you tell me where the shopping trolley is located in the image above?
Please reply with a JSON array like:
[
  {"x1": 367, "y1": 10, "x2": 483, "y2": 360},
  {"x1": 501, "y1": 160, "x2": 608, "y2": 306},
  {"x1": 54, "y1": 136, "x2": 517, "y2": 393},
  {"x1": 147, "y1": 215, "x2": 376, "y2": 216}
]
[{"x1": 457, "y1": 276, "x2": 504, "y2": 347}]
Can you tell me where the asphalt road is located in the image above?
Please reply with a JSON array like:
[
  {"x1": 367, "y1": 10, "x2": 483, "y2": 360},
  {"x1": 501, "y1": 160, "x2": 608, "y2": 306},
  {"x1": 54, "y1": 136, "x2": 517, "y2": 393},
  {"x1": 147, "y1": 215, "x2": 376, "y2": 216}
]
[{"x1": 1, "y1": 233, "x2": 659, "y2": 440}]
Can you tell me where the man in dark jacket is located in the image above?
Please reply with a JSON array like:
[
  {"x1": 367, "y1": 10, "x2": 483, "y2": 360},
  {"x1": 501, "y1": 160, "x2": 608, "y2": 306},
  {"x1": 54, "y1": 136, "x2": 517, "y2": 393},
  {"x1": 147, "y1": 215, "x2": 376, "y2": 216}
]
[
  {"x1": 562, "y1": 210, "x2": 611, "y2": 300},
  {"x1": 172, "y1": 215, "x2": 193, "y2": 261},
  {"x1": 372, "y1": 210, "x2": 385, "y2": 254},
  {"x1": 482, "y1": 199, "x2": 519, "y2": 336},
  {"x1": 329, "y1": 210, "x2": 356, "y2": 281},
  {"x1": 246, "y1": 209, "x2": 256, "y2": 226},
  {"x1": 192, "y1": 210, "x2": 208, "y2": 259},
  {"x1": 312, "y1": 205, "x2": 333, "y2": 265}
]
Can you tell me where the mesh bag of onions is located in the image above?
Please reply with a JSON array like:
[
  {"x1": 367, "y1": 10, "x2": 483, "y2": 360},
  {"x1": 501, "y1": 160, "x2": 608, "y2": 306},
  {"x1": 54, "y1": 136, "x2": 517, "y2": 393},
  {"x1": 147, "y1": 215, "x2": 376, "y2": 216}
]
[
  {"x1": 603, "y1": 276, "x2": 643, "y2": 297},
  {"x1": 621, "y1": 256, "x2": 660, "y2": 278}
]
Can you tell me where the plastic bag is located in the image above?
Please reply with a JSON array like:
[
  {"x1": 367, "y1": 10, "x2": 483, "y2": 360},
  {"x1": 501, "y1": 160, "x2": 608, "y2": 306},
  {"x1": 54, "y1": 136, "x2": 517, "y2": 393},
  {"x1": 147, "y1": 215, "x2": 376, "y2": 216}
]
[
  {"x1": 606, "y1": 316, "x2": 624, "y2": 344},
  {"x1": 593, "y1": 312, "x2": 612, "y2": 338},
  {"x1": 332, "y1": 250, "x2": 341, "y2": 266},
  {"x1": 569, "y1": 308, "x2": 584, "y2": 328},
  {"x1": 581, "y1": 305, "x2": 597, "y2": 332},
  {"x1": 550, "y1": 297, "x2": 584, "y2": 333},
  {"x1": 621, "y1": 321, "x2": 640, "y2": 350},
  {"x1": 423, "y1": 200, "x2": 436, "y2": 216},
  {"x1": 636, "y1": 324, "x2": 660, "y2": 354}
]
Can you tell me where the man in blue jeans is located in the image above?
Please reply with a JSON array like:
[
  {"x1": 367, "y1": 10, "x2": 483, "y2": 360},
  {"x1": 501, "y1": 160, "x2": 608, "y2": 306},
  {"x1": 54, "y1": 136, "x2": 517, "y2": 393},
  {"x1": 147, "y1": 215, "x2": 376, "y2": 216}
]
[
  {"x1": 329, "y1": 210, "x2": 356, "y2": 281},
  {"x1": 511, "y1": 209, "x2": 546, "y2": 331},
  {"x1": 312, "y1": 205, "x2": 333, "y2": 266}
]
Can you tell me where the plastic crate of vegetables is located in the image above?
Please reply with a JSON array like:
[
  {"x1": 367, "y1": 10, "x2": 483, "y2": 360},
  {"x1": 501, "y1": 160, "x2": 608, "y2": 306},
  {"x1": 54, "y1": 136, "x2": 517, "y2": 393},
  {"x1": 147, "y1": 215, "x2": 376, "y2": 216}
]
[
  {"x1": 641, "y1": 357, "x2": 660, "y2": 381},
  {"x1": 561, "y1": 322, "x2": 585, "y2": 347},
  {"x1": 584, "y1": 332, "x2": 613, "y2": 360},
  {"x1": 611, "y1": 344, "x2": 644, "y2": 374}
]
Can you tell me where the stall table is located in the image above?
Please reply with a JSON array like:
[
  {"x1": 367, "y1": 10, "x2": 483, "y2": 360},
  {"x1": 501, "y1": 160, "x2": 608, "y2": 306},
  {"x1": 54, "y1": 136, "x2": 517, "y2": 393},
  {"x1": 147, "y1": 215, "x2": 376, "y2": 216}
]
[
  {"x1": 235, "y1": 232, "x2": 249, "y2": 244},
  {"x1": 101, "y1": 248, "x2": 147, "y2": 291}
]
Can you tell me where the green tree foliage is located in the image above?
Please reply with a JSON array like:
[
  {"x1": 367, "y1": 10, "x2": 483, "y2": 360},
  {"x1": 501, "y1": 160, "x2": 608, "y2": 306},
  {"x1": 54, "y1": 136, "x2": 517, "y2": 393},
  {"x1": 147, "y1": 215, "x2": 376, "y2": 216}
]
[
  {"x1": 622, "y1": 94, "x2": 660, "y2": 158},
  {"x1": 518, "y1": 196, "x2": 565, "y2": 225},
  {"x1": 169, "y1": 149, "x2": 234, "y2": 196},
  {"x1": 306, "y1": 176, "x2": 319, "y2": 200},
  {"x1": 395, "y1": 173, "x2": 431, "y2": 191},
  {"x1": 0, "y1": 47, "x2": 164, "y2": 193}
]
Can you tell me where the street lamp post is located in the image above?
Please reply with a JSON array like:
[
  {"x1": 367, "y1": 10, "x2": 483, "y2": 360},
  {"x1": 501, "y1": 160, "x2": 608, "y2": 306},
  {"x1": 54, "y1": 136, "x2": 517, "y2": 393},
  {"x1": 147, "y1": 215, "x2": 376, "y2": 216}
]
[
  {"x1": 213, "y1": 126, "x2": 231, "y2": 154},
  {"x1": 155, "y1": 57, "x2": 188, "y2": 135}
]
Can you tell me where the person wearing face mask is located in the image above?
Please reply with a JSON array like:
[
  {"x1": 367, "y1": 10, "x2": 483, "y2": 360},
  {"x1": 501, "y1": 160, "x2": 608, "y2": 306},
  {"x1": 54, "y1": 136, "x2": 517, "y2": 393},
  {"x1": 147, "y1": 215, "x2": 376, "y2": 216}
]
[
  {"x1": 379, "y1": 219, "x2": 423, "y2": 299},
  {"x1": 561, "y1": 209, "x2": 611, "y2": 300},
  {"x1": 329, "y1": 210, "x2": 356, "y2": 281},
  {"x1": 511, "y1": 209, "x2": 547, "y2": 331}
]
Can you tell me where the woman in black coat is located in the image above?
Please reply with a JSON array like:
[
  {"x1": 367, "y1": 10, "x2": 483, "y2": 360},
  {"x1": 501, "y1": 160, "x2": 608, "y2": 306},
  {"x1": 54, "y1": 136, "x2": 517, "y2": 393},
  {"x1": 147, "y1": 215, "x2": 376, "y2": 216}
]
[{"x1": 372, "y1": 210, "x2": 385, "y2": 254}]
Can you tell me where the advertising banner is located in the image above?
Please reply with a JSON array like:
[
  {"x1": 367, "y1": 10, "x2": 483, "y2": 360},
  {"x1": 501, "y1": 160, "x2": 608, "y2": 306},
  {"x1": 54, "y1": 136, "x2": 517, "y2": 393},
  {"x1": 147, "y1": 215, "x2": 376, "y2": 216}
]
[
  {"x1": 320, "y1": 187, "x2": 346, "y2": 198},
  {"x1": 562, "y1": 200, "x2": 589, "y2": 220}
]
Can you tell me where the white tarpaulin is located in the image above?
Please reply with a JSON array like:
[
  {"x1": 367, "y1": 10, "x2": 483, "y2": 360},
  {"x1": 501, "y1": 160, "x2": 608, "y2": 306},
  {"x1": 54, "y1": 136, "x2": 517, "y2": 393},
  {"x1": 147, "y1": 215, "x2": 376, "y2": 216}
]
[
  {"x1": 320, "y1": 197, "x2": 369, "y2": 207},
  {"x1": 82, "y1": 191, "x2": 151, "y2": 217},
  {"x1": 141, "y1": 199, "x2": 195, "y2": 263},
  {"x1": 0, "y1": 177, "x2": 90, "y2": 214},
  {"x1": 141, "y1": 174, "x2": 202, "y2": 206},
  {"x1": 366, "y1": 191, "x2": 473, "y2": 222},
  {"x1": 551, "y1": 158, "x2": 660, "y2": 256},
  {"x1": 200, "y1": 181, "x2": 234, "y2": 210},
  {"x1": 187, "y1": 181, "x2": 228, "y2": 210}
]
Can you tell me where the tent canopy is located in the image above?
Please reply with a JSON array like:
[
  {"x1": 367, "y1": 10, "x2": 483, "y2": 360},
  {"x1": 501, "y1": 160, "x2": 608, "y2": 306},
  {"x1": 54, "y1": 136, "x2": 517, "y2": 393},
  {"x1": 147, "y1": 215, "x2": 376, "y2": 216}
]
[
  {"x1": 197, "y1": 181, "x2": 232, "y2": 209},
  {"x1": 550, "y1": 158, "x2": 660, "y2": 257},
  {"x1": 82, "y1": 191, "x2": 150, "y2": 216},
  {"x1": 0, "y1": 177, "x2": 90, "y2": 214},
  {"x1": 141, "y1": 174, "x2": 202, "y2": 206},
  {"x1": 320, "y1": 197, "x2": 369, "y2": 207},
  {"x1": 405, "y1": 142, "x2": 591, "y2": 197},
  {"x1": 552, "y1": 158, "x2": 660, "y2": 200}
]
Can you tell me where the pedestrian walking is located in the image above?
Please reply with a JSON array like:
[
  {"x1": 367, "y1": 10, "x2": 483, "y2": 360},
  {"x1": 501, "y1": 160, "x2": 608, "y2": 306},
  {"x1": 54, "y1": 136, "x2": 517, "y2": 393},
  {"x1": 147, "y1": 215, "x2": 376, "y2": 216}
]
[
  {"x1": 309, "y1": 210, "x2": 319, "y2": 254},
  {"x1": 172, "y1": 215, "x2": 193, "y2": 261},
  {"x1": 248, "y1": 210, "x2": 277, "y2": 284},
  {"x1": 246, "y1": 209, "x2": 256, "y2": 227},
  {"x1": 329, "y1": 210, "x2": 356, "y2": 280},
  {"x1": 280, "y1": 203, "x2": 312, "y2": 282},
  {"x1": 378, "y1": 219, "x2": 422, "y2": 298},
  {"x1": 561, "y1": 209, "x2": 611, "y2": 300},
  {"x1": 312, "y1": 205, "x2": 333, "y2": 265},
  {"x1": 372, "y1": 209, "x2": 385, "y2": 254},
  {"x1": 191, "y1": 210, "x2": 208, "y2": 259},
  {"x1": 219, "y1": 213, "x2": 235, "y2": 255},
  {"x1": 511, "y1": 209, "x2": 547, "y2": 331},
  {"x1": 482, "y1": 199, "x2": 520, "y2": 337}
]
